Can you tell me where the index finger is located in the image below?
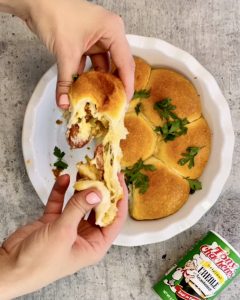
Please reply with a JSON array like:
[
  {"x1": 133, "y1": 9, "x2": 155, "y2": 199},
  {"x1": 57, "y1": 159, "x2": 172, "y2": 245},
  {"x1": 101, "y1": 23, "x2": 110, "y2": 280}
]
[
  {"x1": 44, "y1": 174, "x2": 70, "y2": 215},
  {"x1": 110, "y1": 35, "x2": 135, "y2": 100}
]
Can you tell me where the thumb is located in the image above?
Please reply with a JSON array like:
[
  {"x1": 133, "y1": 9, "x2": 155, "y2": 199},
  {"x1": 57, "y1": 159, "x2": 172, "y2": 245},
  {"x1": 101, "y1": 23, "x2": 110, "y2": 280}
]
[
  {"x1": 56, "y1": 52, "x2": 85, "y2": 109},
  {"x1": 59, "y1": 189, "x2": 102, "y2": 228}
]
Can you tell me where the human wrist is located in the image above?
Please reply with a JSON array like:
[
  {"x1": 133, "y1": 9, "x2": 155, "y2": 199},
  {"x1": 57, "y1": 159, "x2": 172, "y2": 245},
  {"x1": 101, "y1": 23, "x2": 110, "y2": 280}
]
[
  {"x1": 0, "y1": 250, "x2": 14, "y2": 299},
  {"x1": 0, "y1": 249, "x2": 27, "y2": 299},
  {"x1": 0, "y1": 0, "x2": 32, "y2": 19}
]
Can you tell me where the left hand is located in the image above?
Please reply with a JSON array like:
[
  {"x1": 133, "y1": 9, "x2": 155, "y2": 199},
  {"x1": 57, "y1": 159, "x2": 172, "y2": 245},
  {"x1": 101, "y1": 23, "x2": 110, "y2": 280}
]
[
  {"x1": 0, "y1": 174, "x2": 128, "y2": 299},
  {"x1": 24, "y1": 0, "x2": 135, "y2": 107}
]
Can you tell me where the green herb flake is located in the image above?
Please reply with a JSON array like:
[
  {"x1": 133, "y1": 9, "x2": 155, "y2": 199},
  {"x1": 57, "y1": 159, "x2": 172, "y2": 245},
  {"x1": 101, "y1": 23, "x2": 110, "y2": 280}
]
[
  {"x1": 135, "y1": 102, "x2": 142, "y2": 115},
  {"x1": 155, "y1": 118, "x2": 189, "y2": 142},
  {"x1": 178, "y1": 146, "x2": 202, "y2": 169},
  {"x1": 186, "y1": 178, "x2": 202, "y2": 194},
  {"x1": 132, "y1": 89, "x2": 151, "y2": 100},
  {"x1": 72, "y1": 74, "x2": 79, "y2": 82},
  {"x1": 54, "y1": 160, "x2": 68, "y2": 170},
  {"x1": 124, "y1": 159, "x2": 156, "y2": 194},
  {"x1": 154, "y1": 98, "x2": 177, "y2": 120},
  {"x1": 53, "y1": 146, "x2": 65, "y2": 159},
  {"x1": 53, "y1": 146, "x2": 68, "y2": 171}
]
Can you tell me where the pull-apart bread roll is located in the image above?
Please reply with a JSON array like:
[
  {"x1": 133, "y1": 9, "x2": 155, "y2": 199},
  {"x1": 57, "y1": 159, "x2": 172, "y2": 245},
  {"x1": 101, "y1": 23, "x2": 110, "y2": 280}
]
[
  {"x1": 141, "y1": 69, "x2": 202, "y2": 126},
  {"x1": 133, "y1": 56, "x2": 151, "y2": 91},
  {"x1": 127, "y1": 57, "x2": 152, "y2": 113},
  {"x1": 67, "y1": 71, "x2": 128, "y2": 227},
  {"x1": 120, "y1": 113, "x2": 157, "y2": 168},
  {"x1": 155, "y1": 117, "x2": 211, "y2": 179},
  {"x1": 122, "y1": 63, "x2": 211, "y2": 221},
  {"x1": 112, "y1": 56, "x2": 151, "y2": 91},
  {"x1": 130, "y1": 157, "x2": 190, "y2": 220}
]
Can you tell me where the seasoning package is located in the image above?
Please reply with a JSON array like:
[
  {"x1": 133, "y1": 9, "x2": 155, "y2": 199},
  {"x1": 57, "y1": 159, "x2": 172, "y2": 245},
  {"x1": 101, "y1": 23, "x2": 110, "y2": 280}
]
[{"x1": 153, "y1": 231, "x2": 240, "y2": 299}]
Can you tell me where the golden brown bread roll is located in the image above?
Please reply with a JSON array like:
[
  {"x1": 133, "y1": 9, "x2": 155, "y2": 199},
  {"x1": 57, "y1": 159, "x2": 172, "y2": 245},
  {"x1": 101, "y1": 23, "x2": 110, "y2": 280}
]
[
  {"x1": 141, "y1": 69, "x2": 202, "y2": 126},
  {"x1": 155, "y1": 117, "x2": 211, "y2": 179},
  {"x1": 67, "y1": 71, "x2": 128, "y2": 227},
  {"x1": 133, "y1": 56, "x2": 151, "y2": 91},
  {"x1": 112, "y1": 56, "x2": 151, "y2": 113},
  {"x1": 121, "y1": 64, "x2": 211, "y2": 221},
  {"x1": 120, "y1": 113, "x2": 157, "y2": 168},
  {"x1": 111, "y1": 56, "x2": 151, "y2": 91},
  {"x1": 130, "y1": 157, "x2": 190, "y2": 220}
]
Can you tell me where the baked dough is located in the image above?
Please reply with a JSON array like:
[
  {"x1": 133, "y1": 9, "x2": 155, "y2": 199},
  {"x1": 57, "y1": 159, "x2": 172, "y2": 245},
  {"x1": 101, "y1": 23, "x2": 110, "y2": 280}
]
[
  {"x1": 67, "y1": 71, "x2": 128, "y2": 227},
  {"x1": 141, "y1": 68, "x2": 202, "y2": 126},
  {"x1": 122, "y1": 65, "x2": 211, "y2": 221},
  {"x1": 130, "y1": 157, "x2": 190, "y2": 220},
  {"x1": 133, "y1": 56, "x2": 151, "y2": 91},
  {"x1": 155, "y1": 117, "x2": 211, "y2": 178},
  {"x1": 120, "y1": 113, "x2": 157, "y2": 168}
]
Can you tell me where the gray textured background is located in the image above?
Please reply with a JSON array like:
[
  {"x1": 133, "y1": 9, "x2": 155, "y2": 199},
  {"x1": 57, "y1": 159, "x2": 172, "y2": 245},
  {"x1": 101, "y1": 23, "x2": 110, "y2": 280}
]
[{"x1": 0, "y1": 0, "x2": 239, "y2": 299}]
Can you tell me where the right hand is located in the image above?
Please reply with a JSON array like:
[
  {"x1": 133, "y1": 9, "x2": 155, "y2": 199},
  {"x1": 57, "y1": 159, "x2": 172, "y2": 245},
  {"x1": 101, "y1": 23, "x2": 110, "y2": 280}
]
[
  {"x1": 0, "y1": 174, "x2": 128, "y2": 299},
  {"x1": 20, "y1": 0, "x2": 135, "y2": 108}
]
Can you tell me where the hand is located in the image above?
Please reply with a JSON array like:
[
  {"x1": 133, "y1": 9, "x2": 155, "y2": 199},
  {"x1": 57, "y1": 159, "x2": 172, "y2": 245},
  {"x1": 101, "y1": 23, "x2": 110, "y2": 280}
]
[
  {"x1": 21, "y1": 0, "x2": 135, "y2": 108},
  {"x1": 0, "y1": 174, "x2": 128, "y2": 299}
]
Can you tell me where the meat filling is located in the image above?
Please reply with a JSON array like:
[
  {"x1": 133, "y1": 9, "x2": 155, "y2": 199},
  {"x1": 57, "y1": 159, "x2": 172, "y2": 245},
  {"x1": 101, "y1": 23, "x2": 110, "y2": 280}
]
[
  {"x1": 67, "y1": 103, "x2": 108, "y2": 149},
  {"x1": 68, "y1": 124, "x2": 90, "y2": 148},
  {"x1": 77, "y1": 144, "x2": 104, "y2": 182},
  {"x1": 94, "y1": 144, "x2": 104, "y2": 171}
]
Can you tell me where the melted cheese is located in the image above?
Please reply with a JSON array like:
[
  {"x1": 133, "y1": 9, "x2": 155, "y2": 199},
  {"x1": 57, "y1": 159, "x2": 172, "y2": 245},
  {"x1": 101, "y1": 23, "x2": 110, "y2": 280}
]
[
  {"x1": 68, "y1": 100, "x2": 99, "y2": 142},
  {"x1": 70, "y1": 99, "x2": 128, "y2": 226}
]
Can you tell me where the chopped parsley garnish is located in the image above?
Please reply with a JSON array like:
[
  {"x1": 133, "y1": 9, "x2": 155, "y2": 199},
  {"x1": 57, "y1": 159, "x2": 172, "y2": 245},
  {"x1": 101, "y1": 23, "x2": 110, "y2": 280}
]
[
  {"x1": 132, "y1": 89, "x2": 151, "y2": 100},
  {"x1": 124, "y1": 159, "x2": 156, "y2": 194},
  {"x1": 54, "y1": 160, "x2": 68, "y2": 170},
  {"x1": 186, "y1": 178, "x2": 202, "y2": 194},
  {"x1": 72, "y1": 74, "x2": 79, "y2": 82},
  {"x1": 154, "y1": 98, "x2": 189, "y2": 142},
  {"x1": 154, "y1": 98, "x2": 177, "y2": 120},
  {"x1": 178, "y1": 146, "x2": 202, "y2": 169},
  {"x1": 53, "y1": 146, "x2": 68, "y2": 170},
  {"x1": 155, "y1": 118, "x2": 189, "y2": 142},
  {"x1": 135, "y1": 102, "x2": 142, "y2": 115}
]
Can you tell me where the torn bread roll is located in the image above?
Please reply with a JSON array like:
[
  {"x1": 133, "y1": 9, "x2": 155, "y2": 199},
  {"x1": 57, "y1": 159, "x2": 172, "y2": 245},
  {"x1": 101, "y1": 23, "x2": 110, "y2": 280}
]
[{"x1": 67, "y1": 71, "x2": 128, "y2": 227}]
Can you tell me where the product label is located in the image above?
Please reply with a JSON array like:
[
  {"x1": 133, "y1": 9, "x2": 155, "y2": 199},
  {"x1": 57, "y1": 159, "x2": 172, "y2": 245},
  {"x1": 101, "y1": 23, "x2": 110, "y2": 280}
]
[{"x1": 153, "y1": 231, "x2": 240, "y2": 300}]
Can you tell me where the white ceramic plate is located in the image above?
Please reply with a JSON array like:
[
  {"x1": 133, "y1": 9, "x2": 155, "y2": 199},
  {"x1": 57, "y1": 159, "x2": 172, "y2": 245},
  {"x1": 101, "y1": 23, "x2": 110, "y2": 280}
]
[{"x1": 22, "y1": 35, "x2": 234, "y2": 246}]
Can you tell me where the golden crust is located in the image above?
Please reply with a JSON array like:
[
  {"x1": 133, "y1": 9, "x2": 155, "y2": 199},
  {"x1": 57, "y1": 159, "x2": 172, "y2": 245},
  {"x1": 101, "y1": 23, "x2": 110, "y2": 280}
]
[
  {"x1": 155, "y1": 117, "x2": 211, "y2": 178},
  {"x1": 127, "y1": 56, "x2": 151, "y2": 113},
  {"x1": 120, "y1": 113, "x2": 157, "y2": 167},
  {"x1": 141, "y1": 69, "x2": 202, "y2": 126},
  {"x1": 133, "y1": 56, "x2": 151, "y2": 91},
  {"x1": 130, "y1": 157, "x2": 190, "y2": 220},
  {"x1": 111, "y1": 56, "x2": 151, "y2": 92},
  {"x1": 69, "y1": 71, "x2": 126, "y2": 120}
]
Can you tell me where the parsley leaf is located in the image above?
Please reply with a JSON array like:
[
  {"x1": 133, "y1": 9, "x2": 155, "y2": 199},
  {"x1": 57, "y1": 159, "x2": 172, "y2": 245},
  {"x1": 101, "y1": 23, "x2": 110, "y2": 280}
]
[
  {"x1": 53, "y1": 146, "x2": 68, "y2": 171},
  {"x1": 155, "y1": 118, "x2": 189, "y2": 141},
  {"x1": 132, "y1": 89, "x2": 151, "y2": 100},
  {"x1": 135, "y1": 102, "x2": 142, "y2": 115},
  {"x1": 124, "y1": 159, "x2": 156, "y2": 194},
  {"x1": 54, "y1": 160, "x2": 68, "y2": 170},
  {"x1": 154, "y1": 98, "x2": 177, "y2": 120},
  {"x1": 178, "y1": 146, "x2": 202, "y2": 169},
  {"x1": 153, "y1": 98, "x2": 189, "y2": 142},
  {"x1": 186, "y1": 178, "x2": 202, "y2": 194},
  {"x1": 54, "y1": 146, "x2": 65, "y2": 159},
  {"x1": 72, "y1": 74, "x2": 79, "y2": 82}
]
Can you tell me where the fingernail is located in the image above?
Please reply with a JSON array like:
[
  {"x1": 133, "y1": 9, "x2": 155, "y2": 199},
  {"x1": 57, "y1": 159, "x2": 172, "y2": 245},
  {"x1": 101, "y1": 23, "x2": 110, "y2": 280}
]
[
  {"x1": 59, "y1": 94, "x2": 69, "y2": 107},
  {"x1": 86, "y1": 192, "x2": 101, "y2": 204}
]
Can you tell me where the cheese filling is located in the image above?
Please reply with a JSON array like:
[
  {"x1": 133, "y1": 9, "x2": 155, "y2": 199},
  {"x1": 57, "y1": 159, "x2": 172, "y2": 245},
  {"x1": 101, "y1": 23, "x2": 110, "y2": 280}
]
[
  {"x1": 70, "y1": 100, "x2": 128, "y2": 225},
  {"x1": 67, "y1": 101, "x2": 108, "y2": 147}
]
